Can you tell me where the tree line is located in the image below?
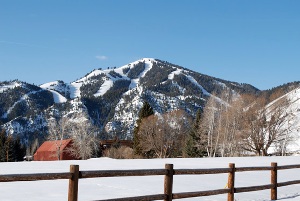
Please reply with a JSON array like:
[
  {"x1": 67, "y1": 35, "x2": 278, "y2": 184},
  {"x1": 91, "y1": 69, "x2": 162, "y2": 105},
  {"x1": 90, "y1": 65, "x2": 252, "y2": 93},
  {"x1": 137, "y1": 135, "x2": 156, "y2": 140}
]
[
  {"x1": 0, "y1": 89, "x2": 293, "y2": 161},
  {"x1": 47, "y1": 112, "x2": 99, "y2": 160},
  {"x1": 133, "y1": 89, "x2": 293, "y2": 158},
  {"x1": 0, "y1": 130, "x2": 26, "y2": 162},
  {"x1": 46, "y1": 87, "x2": 293, "y2": 160}
]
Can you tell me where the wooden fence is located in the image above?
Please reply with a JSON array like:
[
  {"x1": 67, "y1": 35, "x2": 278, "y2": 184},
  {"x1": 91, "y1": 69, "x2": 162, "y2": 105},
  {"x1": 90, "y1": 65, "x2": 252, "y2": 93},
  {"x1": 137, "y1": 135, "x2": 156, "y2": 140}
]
[{"x1": 1, "y1": 162, "x2": 300, "y2": 201}]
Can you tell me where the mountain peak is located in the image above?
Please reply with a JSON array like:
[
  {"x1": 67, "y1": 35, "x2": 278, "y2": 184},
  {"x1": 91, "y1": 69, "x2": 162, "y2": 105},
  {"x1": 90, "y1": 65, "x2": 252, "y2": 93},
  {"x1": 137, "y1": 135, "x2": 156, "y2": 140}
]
[{"x1": 0, "y1": 58, "x2": 261, "y2": 146}]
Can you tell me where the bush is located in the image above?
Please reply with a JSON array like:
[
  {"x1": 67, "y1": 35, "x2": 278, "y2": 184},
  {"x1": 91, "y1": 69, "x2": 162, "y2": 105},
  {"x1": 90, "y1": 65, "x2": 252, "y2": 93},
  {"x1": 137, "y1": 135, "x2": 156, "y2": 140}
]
[{"x1": 104, "y1": 146, "x2": 134, "y2": 159}]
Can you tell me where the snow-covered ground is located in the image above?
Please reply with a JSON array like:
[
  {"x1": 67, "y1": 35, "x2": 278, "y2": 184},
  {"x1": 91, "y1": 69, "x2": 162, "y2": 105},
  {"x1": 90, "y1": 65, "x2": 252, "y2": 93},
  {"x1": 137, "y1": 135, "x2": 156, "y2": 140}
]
[{"x1": 1, "y1": 157, "x2": 300, "y2": 201}]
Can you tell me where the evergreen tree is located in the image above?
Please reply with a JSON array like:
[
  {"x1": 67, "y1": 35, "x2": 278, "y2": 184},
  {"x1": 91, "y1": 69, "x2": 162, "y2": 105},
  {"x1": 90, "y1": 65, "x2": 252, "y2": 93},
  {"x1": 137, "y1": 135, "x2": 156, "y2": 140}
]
[
  {"x1": 4, "y1": 135, "x2": 14, "y2": 162},
  {"x1": 0, "y1": 130, "x2": 6, "y2": 162},
  {"x1": 13, "y1": 136, "x2": 26, "y2": 161},
  {"x1": 184, "y1": 109, "x2": 207, "y2": 157},
  {"x1": 133, "y1": 101, "x2": 154, "y2": 156},
  {"x1": 0, "y1": 129, "x2": 26, "y2": 162}
]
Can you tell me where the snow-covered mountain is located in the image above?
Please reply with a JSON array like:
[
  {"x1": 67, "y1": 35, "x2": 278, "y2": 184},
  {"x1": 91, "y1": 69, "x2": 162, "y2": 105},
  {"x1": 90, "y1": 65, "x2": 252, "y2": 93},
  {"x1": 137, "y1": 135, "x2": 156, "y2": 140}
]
[
  {"x1": 0, "y1": 58, "x2": 259, "y2": 145},
  {"x1": 266, "y1": 86, "x2": 300, "y2": 154}
]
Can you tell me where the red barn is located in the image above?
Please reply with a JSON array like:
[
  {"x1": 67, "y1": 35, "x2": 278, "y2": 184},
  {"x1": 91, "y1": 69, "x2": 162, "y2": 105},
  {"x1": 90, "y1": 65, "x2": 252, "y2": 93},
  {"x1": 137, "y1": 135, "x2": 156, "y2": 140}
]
[{"x1": 34, "y1": 139, "x2": 79, "y2": 161}]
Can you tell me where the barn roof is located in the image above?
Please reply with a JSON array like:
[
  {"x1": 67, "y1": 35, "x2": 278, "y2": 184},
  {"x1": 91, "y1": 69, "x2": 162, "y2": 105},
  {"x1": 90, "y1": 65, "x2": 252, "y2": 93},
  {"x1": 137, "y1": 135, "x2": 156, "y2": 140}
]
[{"x1": 36, "y1": 139, "x2": 73, "y2": 152}]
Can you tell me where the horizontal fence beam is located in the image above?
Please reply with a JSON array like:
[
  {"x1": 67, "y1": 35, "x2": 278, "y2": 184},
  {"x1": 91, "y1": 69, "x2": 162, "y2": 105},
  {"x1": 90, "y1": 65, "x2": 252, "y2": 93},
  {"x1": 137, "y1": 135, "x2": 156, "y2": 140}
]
[
  {"x1": 0, "y1": 172, "x2": 72, "y2": 182},
  {"x1": 277, "y1": 164, "x2": 300, "y2": 170},
  {"x1": 173, "y1": 189, "x2": 230, "y2": 199},
  {"x1": 174, "y1": 168, "x2": 230, "y2": 175},
  {"x1": 278, "y1": 180, "x2": 300, "y2": 187},
  {"x1": 235, "y1": 166, "x2": 271, "y2": 172},
  {"x1": 80, "y1": 169, "x2": 167, "y2": 178},
  {"x1": 93, "y1": 193, "x2": 167, "y2": 201},
  {"x1": 235, "y1": 184, "x2": 273, "y2": 193}
]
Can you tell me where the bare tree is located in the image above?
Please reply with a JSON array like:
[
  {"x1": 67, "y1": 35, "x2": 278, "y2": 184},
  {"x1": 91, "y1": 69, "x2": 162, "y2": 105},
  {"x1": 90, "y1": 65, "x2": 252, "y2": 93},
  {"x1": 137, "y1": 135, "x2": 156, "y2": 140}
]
[
  {"x1": 138, "y1": 110, "x2": 190, "y2": 158},
  {"x1": 216, "y1": 89, "x2": 244, "y2": 157},
  {"x1": 241, "y1": 94, "x2": 290, "y2": 156},
  {"x1": 47, "y1": 116, "x2": 71, "y2": 160},
  {"x1": 223, "y1": 98, "x2": 245, "y2": 156},
  {"x1": 163, "y1": 110, "x2": 191, "y2": 157},
  {"x1": 67, "y1": 113, "x2": 98, "y2": 160},
  {"x1": 197, "y1": 91, "x2": 235, "y2": 157},
  {"x1": 198, "y1": 92, "x2": 218, "y2": 157},
  {"x1": 137, "y1": 115, "x2": 160, "y2": 157},
  {"x1": 265, "y1": 96, "x2": 292, "y2": 155},
  {"x1": 196, "y1": 90, "x2": 292, "y2": 157},
  {"x1": 214, "y1": 89, "x2": 233, "y2": 157}
]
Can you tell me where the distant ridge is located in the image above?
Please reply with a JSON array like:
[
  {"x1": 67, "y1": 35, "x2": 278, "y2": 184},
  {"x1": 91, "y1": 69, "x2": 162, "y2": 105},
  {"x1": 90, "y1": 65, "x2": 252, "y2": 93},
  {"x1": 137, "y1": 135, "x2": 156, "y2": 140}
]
[{"x1": 0, "y1": 58, "x2": 290, "y2": 147}]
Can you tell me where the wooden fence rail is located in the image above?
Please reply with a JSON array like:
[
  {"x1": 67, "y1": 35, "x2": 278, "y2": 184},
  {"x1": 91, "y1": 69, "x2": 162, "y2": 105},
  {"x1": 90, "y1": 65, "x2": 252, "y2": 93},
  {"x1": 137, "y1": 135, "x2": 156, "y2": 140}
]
[{"x1": 1, "y1": 162, "x2": 300, "y2": 201}]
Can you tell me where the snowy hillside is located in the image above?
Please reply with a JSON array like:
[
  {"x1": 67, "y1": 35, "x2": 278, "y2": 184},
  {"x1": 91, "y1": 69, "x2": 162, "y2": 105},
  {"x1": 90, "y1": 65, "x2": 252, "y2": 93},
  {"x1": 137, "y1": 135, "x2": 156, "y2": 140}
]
[
  {"x1": 40, "y1": 58, "x2": 256, "y2": 138},
  {"x1": 0, "y1": 81, "x2": 21, "y2": 93},
  {"x1": 267, "y1": 87, "x2": 300, "y2": 154},
  {"x1": 40, "y1": 81, "x2": 69, "y2": 103},
  {"x1": 1, "y1": 157, "x2": 300, "y2": 201},
  {"x1": 0, "y1": 58, "x2": 259, "y2": 145},
  {"x1": 66, "y1": 58, "x2": 154, "y2": 99}
]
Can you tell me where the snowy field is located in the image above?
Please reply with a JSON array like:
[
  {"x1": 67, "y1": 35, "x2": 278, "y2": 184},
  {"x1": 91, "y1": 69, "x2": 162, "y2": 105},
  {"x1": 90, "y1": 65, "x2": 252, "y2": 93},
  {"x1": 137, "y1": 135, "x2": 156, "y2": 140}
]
[{"x1": 1, "y1": 157, "x2": 300, "y2": 201}]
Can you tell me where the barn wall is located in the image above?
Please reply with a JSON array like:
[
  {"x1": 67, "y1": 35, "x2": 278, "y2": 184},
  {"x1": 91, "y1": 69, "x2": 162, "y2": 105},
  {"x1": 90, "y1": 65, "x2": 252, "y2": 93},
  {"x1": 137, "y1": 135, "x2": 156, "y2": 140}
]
[{"x1": 34, "y1": 151, "x2": 57, "y2": 161}]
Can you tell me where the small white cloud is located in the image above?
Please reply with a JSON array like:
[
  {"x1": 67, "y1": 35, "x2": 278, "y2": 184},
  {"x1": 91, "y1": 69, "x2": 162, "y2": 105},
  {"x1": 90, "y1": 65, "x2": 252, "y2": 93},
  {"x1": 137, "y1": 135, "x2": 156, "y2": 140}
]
[{"x1": 95, "y1": 55, "x2": 108, "y2": 60}]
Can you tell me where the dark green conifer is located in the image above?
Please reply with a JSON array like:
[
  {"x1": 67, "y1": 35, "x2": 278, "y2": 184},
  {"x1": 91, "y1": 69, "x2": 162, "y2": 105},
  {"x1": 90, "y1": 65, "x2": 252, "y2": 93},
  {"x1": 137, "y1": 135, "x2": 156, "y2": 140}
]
[
  {"x1": 0, "y1": 130, "x2": 6, "y2": 162},
  {"x1": 0, "y1": 129, "x2": 26, "y2": 162},
  {"x1": 13, "y1": 136, "x2": 26, "y2": 161},
  {"x1": 185, "y1": 109, "x2": 207, "y2": 157},
  {"x1": 4, "y1": 135, "x2": 14, "y2": 162}
]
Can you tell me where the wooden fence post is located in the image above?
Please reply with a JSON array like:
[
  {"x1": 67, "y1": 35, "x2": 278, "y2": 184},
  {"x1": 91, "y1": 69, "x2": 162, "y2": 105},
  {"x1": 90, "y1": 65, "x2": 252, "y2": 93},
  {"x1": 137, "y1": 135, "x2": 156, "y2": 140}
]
[
  {"x1": 68, "y1": 165, "x2": 79, "y2": 201},
  {"x1": 271, "y1": 162, "x2": 277, "y2": 200},
  {"x1": 164, "y1": 164, "x2": 174, "y2": 201},
  {"x1": 227, "y1": 163, "x2": 235, "y2": 201}
]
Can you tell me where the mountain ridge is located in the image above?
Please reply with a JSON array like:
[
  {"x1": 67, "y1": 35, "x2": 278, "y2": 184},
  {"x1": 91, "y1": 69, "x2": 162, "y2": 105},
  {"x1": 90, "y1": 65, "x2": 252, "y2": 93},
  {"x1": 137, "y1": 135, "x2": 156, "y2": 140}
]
[{"x1": 0, "y1": 58, "x2": 296, "y2": 150}]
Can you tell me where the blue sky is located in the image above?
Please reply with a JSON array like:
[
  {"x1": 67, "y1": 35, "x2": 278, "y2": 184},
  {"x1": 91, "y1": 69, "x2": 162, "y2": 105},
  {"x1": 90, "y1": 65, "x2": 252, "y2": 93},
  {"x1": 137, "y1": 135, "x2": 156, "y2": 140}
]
[{"x1": 0, "y1": 0, "x2": 299, "y2": 90}]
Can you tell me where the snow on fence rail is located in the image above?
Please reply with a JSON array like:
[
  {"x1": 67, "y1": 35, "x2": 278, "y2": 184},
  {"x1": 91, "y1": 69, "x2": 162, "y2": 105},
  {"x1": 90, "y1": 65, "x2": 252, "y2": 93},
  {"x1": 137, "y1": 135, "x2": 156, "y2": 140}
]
[{"x1": 1, "y1": 163, "x2": 300, "y2": 201}]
